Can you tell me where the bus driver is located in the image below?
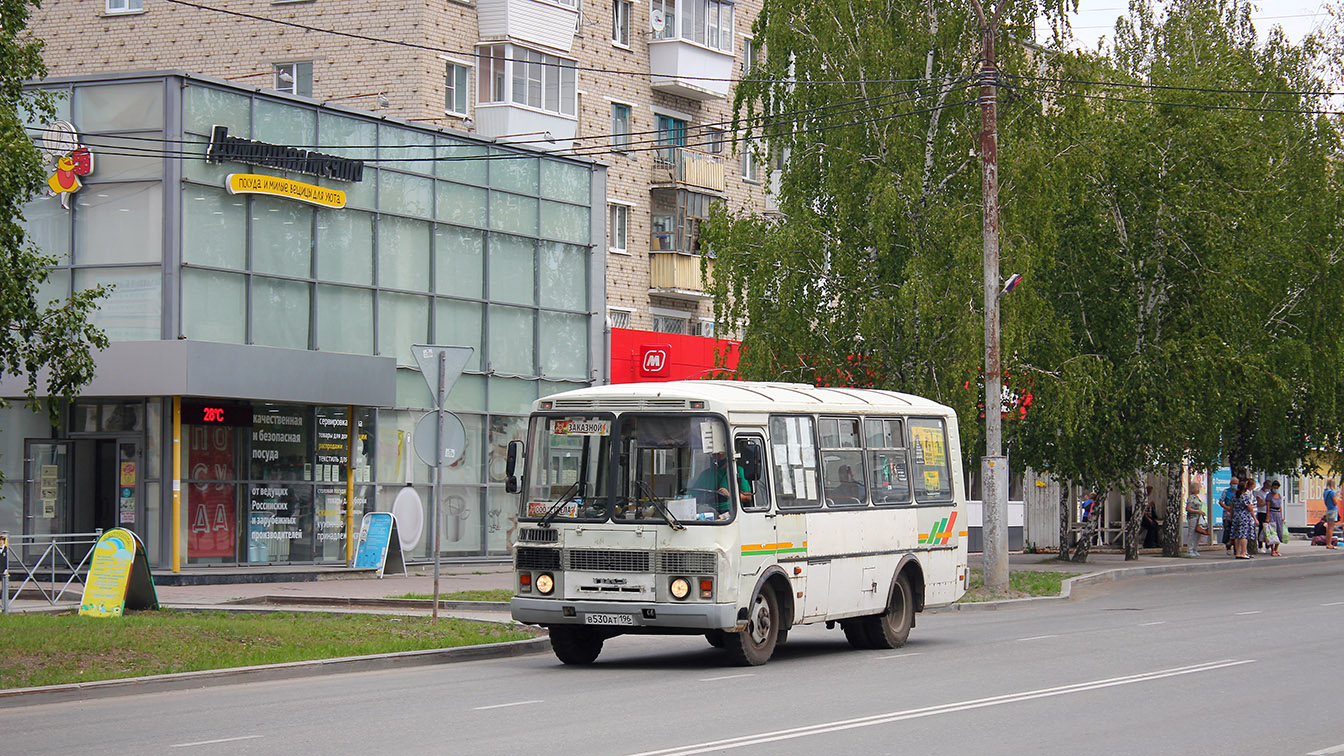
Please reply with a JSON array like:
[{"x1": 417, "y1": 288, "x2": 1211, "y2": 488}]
[{"x1": 689, "y1": 451, "x2": 752, "y2": 515}]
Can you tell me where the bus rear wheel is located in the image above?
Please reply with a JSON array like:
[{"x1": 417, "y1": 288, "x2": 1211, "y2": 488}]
[
  {"x1": 841, "y1": 619, "x2": 873, "y2": 649},
  {"x1": 723, "y1": 586, "x2": 779, "y2": 666},
  {"x1": 549, "y1": 626, "x2": 605, "y2": 665},
  {"x1": 863, "y1": 572, "x2": 914, "y2": 649},
  {"x1": 705, "y1": 630, "x2": 726, "y2": 648}
]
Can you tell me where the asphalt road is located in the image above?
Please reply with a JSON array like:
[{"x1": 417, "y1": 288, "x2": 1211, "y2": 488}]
[{"x1": 5, "y1": 561, "x2": 1344, "y2": 756}]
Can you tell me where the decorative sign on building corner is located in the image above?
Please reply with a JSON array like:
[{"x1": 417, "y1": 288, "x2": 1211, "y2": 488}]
[
  {"x1": 39, "y1": 120, "x2": 94, "y2": 209},
  {"x1": 225, "y1": 173, "x2": 347, "y2": 208}
]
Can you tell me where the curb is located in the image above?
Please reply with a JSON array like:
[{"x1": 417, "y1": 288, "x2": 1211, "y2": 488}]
[
  {"x1": 936, "y1": 549, "x2": 1343, "y2": 612},
  {"x1": 222, "y1": 595, "x2": 511, "y2": 611},
  {"x1": 0, "y1": 636, "x2": 552, "y2": 709}
]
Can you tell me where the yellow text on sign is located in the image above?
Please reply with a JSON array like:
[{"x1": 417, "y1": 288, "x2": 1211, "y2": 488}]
[{"x1": 226, "y1": 173, "x2": 347, "y2": 208}]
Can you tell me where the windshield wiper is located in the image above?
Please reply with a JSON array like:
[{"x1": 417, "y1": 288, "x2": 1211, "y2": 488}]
[
  {"x1": 637, "y1": 479, "x2": 685, "y2": 531},
  {"x1": 539, "y1": 479, "x2": 583, "y2": 528}
]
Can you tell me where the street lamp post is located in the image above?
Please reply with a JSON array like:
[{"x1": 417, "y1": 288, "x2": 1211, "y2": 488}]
[{"x1": 971, "y1": 0, "x2": 1008, "y2": 594}]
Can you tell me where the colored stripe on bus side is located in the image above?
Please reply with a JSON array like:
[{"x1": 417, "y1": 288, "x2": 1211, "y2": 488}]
[{"x1": 741, "y1": 542, "x2": 807, "y2": 556}]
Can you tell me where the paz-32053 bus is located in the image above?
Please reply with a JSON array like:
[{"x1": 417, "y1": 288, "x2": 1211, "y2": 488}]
[{"x1": 505, "y1": 381, "x2": 968, "y2": 665}]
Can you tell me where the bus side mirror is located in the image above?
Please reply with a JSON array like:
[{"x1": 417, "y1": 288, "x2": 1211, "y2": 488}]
[
  {"x1": 505, "y1": 440, "x2": 524, "y2": 494},
  {"x1": 738, "y1": 443, "x2": 761, "y2": 481}
]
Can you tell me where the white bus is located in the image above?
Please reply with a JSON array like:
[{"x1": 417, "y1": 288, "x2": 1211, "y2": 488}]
[{"x1": 506, "y1": 381, "x2": 968, "y2": 665}]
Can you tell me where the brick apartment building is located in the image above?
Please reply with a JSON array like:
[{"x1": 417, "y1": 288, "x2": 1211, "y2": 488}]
[{"x1": 30, "y1": 0, "x2": 770, "y2": 358}]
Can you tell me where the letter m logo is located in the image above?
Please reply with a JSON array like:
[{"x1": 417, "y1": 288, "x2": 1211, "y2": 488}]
[{"x1": 641, "y1": 347, "x2": 668, "y2": 375}]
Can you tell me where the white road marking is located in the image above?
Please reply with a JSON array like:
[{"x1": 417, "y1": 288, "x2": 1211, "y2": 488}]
[
  {"x1": 472, "y1": 699, "x2": 543, "y2": 711},
  {"x1": 877, "y1": 652, "x2": 921, "y2": 660},
  {"x1": 1322, "y1": 602, "x2": 1344, "y2": 607},
  {"x1": 1016, "y1": 634, "x2": 1058, "y2": 642},
  {"x1": 1235, "y1": 611, "x2": 1262, "y2": 616},
  {"x1": 171, "y1": 736, "x2": 262, "y2": 748},
  {"x1": 1139, "y1": 621, "x2": 1166, "y2": 626},
  {"x1": 1307, "y1": 743, "x2": 1344, "y2": 755},
  {"x1": 626, "y1": 659, "x2": 1254, "y2": 756},
  {"x1": 700, "y1": 674, "x2": 753, "y2": 682}
]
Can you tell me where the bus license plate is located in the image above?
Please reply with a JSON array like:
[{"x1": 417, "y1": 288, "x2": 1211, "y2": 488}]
[{"x1": 584, "y1": 613, "x2": 636, "y2": 626}]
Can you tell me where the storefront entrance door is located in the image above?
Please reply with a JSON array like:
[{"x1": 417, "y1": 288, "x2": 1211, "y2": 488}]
[{"x1": 22, "y1": 440, "x2": 73, "y2": 559}]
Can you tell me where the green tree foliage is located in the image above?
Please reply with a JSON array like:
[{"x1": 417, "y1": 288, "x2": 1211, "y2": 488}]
[
  {"x1": 1, "y1": 0, "x2": 108, "y2": 453},
  {"x1": 707, "y1": 0, "x2": 1343, "y2": 559}
]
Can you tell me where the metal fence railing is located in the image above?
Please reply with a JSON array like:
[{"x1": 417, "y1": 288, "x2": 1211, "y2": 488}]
[{"x1": 1, "y1": 530, "x2": 104, "y2": 614}]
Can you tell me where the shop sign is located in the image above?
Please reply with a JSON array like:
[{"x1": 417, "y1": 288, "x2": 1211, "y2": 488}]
[
  {"x1": 188, "y1": 426, "x2": 237, "y2": 558},
  {"x1": 640, "y1": 344, "x2": 671, "y2": 377},
  {"x1": 79, "y1": 528, "x2": 158, "y2": 618},
  {"x1": 39, "y1": 120, "x2": 94, "y2": 210},
  {"x1": 353, "y1": 511, "x2": 406, "y2": 577},
  {"x1": 206, "y1": 125, "x2": 364, "y2": 182},
  {"x1": 226, "y1": 173, "x2": 347, "y2": 209}
]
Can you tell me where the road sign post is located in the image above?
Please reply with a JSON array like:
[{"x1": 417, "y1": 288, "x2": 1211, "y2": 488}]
[{"x1": 411, "y1": 345, "x2": 473, "y2": 621}]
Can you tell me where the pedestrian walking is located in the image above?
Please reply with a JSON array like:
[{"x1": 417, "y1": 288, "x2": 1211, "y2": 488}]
[
  {"x1": 1230, "y1": 479, "x2": 1257, "y2": 559},
  {"x1": 1220, "y1": 476, "x2": 1240, "y2": 553},
  {"x1": 1264, "y1": 480, "x2": 1284, "y2": 556},
  {"x1": 1184, "y1": 478, "x2": 1206, "y2": 557},
  {"x1": 1324, "y1": 479, "x2": 1339, "y2": 550}
]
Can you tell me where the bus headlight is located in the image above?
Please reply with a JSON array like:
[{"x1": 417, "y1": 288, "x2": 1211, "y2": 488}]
[
  {"x1": 670, "y1": 577, "x2": 691, "y2": 600},
  {"x1": 536, "y1": 573, "x2": 555, "y2": 595}
]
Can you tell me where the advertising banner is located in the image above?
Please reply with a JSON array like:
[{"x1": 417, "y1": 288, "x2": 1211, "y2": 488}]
[
  {"x1": 188, "y1": 426, "x2": 237, "y2": 558},
  {"x1": 80, "y1": 528, "x2": 158, "y2": 617}
]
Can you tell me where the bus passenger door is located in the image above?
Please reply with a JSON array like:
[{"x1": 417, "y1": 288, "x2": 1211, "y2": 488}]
[{"x1": 734, "y1": 434, "x2": 776, "y2": 590}]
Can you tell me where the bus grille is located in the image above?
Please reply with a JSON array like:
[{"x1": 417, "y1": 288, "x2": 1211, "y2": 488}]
[
  {"x1": 657, "y1": 551, "x2": 717, "y2": 574},
  {"x1": 515, "y1": 547, "x2": 561, "y2": 570},
  {"x1": 516, "y1": 528, "x2": 558, "y2": 543},
  {"x1": 565, "y1": 549, "x2": 652, "y2": 572}
]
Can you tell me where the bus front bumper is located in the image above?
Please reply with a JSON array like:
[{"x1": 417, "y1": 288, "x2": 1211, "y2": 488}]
[{"x1": 511, "y1": 597, "x2": 738, "y2": 630}]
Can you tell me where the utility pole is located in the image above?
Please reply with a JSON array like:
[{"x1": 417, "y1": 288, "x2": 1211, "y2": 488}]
[{"x1": 969, "y1": 0, "x2": 1008, "y2": 593}]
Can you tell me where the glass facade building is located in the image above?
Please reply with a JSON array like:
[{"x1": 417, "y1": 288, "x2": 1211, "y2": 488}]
[{"x1": 0, "y1": 71, "x2": 607, "y2": 568}]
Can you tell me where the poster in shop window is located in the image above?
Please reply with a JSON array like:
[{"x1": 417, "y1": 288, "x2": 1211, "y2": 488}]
[{"x1": 188, "y1": 426, "x2": 237, "y2": 558}]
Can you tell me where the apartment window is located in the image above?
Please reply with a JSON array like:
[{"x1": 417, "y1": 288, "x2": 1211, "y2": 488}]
[
  {"x1": 703, "y1": 126, "x2": 725, "y2": 154},
  {"x1": 478, "y1": 44, "x2": 577, "y2": 117},
  {"x1": 742, "y1": 142, "x2": 761, "y2": 183},
  {"x1": 654, "y1": 0, "x2": 733, "y2": 51},
  {"x1": 445, "y1": 62, "x2": 470, "y2": 115},
  {"x1": 743, "y1": 36, "x2": 755, "y2": 73},
  {"x1": 106, "y1": 0, "x2": 143, "y2": 12},
  {"x1": 608, "y1": 204, "x2": 629, "y2": 253},
  {"x1": 609, "y1": 308, "x2": 633, "y2": 329},
  {"x1": 612, "y1": 0, "x2": 631, "y2": 46},
  {"x1": 611, "y1": 103, "x2": 632, "y2": 150},
  {"x1": 273, "y1": 62, "x2": 313, "y2": 98},
  {"x1": 652, "y1": 314, "x2": 689, "y2": 334}
]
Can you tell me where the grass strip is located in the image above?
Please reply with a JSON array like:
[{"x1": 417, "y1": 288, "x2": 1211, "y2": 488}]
[
  {"x1": 958, "y1": 569, "x2": 1078, "y2": 603},
  {"x1": 0, "y1": 610, "x2": 537, "y2": 690},
  {"x1": 386, "y1": 589, "x2": 513, "y2": 602}
]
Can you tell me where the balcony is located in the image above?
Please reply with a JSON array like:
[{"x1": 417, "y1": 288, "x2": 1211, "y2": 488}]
[
  {"x1": 652, "y1": 148, "x2": 725, "y2": 193},
  {"x1": 648, "y1": 39, "x2": 734, "y2": 100},
  {"x1": 477, "y1": 0, "x2": 579, "y2": 53},
  {"x1": 649, "y1": 252, "x2": 713, "y2": 300},
  {"x1": 474, "y1": 103, "x2": 577, "y2": 150}
]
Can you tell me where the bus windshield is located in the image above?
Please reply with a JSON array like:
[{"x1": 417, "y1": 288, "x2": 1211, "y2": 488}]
[
  {"x1": 521, "y1": 413, "x2": 734, "y2": 524},
  {"x1": 522, "y1": 415, "x2": 613, "y2": 522},
  {"x1": 615, "y1": 414, "x2": 732, "y2": 524}
]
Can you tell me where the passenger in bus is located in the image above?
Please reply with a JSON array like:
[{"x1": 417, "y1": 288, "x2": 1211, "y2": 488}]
[
  {"x1": 834, "y1": 464, "x2": 866, "y2": 504},
  {"x1": 688, "y1": 451, "x2": 751, "y2": 516}
]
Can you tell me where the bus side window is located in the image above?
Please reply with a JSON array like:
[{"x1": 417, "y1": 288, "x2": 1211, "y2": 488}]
[{"x1": 736, "y1": 436, "x2": 769, "y2": 511}]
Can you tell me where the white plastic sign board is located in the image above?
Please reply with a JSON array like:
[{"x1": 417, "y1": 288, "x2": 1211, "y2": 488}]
[{"x1": 353, "y1": 512, "x2": 407, "y2": 578}]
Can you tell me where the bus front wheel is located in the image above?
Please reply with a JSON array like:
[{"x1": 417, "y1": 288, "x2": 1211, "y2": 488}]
[
  {"x1": 723, "y1": 586, "x2": 779, "y2": 666},
  {"x1": 549, "y1": 626, "x2": 605, "y2": 665}
]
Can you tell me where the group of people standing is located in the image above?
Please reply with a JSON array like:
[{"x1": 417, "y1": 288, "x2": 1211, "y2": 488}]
[{"x1": 1213, "y1": 475, "x2": 1287, "y2": 559}]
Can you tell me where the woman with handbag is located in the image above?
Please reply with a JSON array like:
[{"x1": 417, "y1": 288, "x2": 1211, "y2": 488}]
[
  {"x1": 1264, "y1": 480, "x2": 1285, "y2": 556},
  {"x1": 1230, "y1": 479, "x2": 1258, "y2": 559},
  {"x1": 1184, "y1": 478, "x2": 1206, "y2": 557}
]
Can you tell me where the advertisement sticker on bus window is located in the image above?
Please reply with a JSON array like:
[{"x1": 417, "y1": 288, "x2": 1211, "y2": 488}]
[
  {"x1": 550, "y1": 418, "x2": 611, "y2": 436},
  {"x1": 924, "y1": 470, "x2": 941, "y2": 492},
  {"x1": 528, "y1": 500, "x2": 578, "y2": 518},
  {"x1": 910, "y1": 425, "x2": 945, "y2": 466}
]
